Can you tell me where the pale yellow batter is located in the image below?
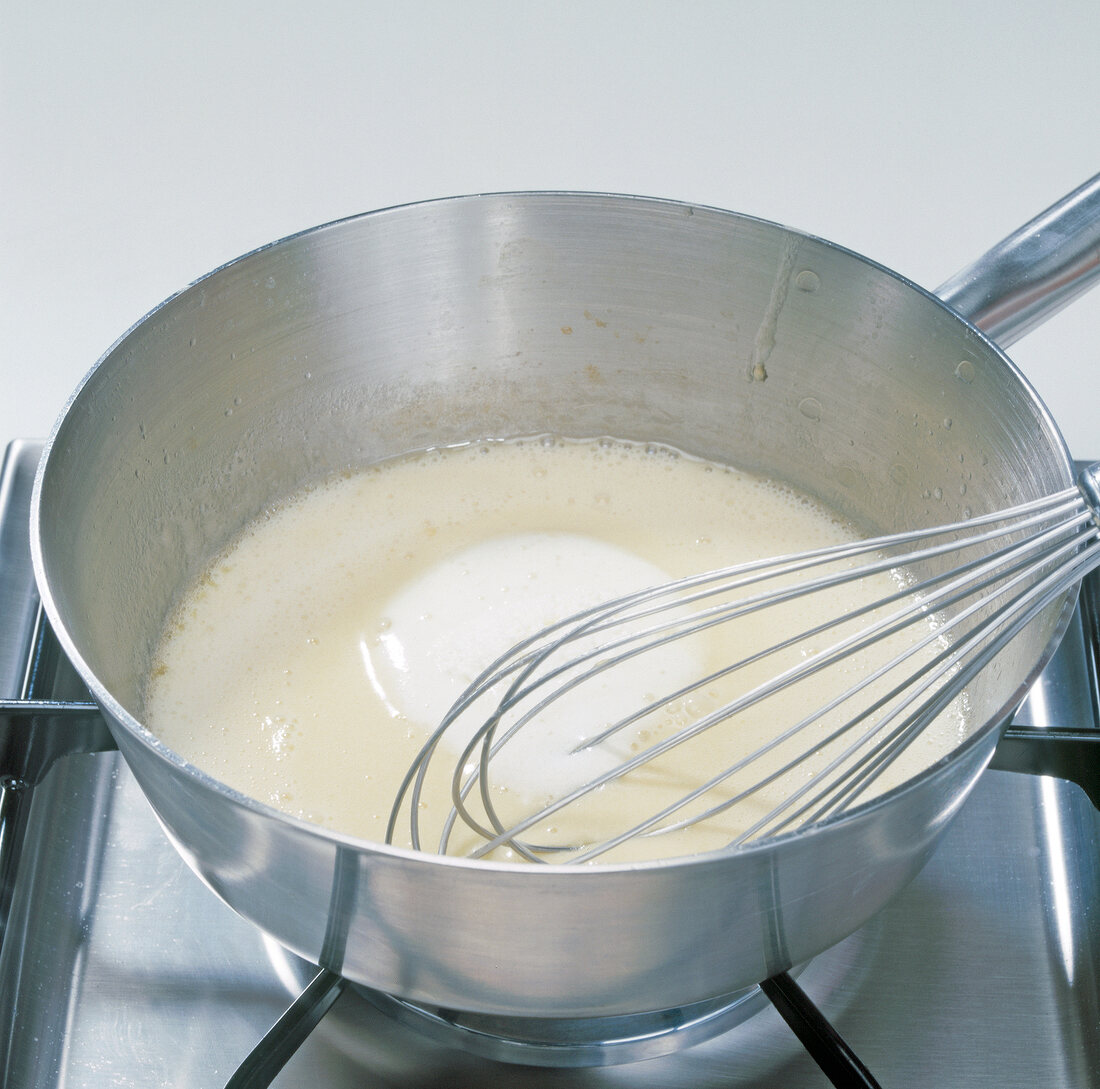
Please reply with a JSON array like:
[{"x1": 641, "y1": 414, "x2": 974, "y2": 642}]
[{"x1": 144, "y1": 438, "x2": 969, "y2": 863}]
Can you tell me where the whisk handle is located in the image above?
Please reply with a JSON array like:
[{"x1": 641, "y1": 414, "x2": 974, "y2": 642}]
[{"x1": 936, "y1": 173, "x2": 1100, "y2": 348}]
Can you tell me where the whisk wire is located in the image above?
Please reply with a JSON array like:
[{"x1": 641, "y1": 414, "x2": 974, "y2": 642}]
[
  {"x1": 758, "y1": 533, "x2": 1100, "y2": 839},
  {"x1": 456, "y1": 506, "x2": 1088, "y2": 842},
  {"x1": 461, "y1": 513, "x2": 1099, "y2": 861},
  {"x1": 387, "y1": 467, "x2": 1100, "y2": 863}
]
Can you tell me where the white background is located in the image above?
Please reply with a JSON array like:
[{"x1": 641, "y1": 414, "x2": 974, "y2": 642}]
[{"x1": 2, "y1": 0, "x2": 1097, "y2": 456}]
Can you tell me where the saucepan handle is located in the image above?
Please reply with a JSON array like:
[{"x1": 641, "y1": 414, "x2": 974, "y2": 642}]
[{"x1": 935, "y1": 172, "x2": 1100, "y2": 347}]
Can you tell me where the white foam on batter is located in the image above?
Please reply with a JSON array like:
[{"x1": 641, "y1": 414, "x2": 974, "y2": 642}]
[{"x1": 366, "y1": 531, "x2": 701, "y2": 797}]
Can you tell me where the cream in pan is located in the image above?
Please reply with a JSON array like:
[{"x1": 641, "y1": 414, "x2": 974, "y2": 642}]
[{"x1": 144, "y1": 438, "x2": 970, "y2": 863}]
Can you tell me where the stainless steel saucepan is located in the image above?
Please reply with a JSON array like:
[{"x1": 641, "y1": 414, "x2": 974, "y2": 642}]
[{"x1": 31, "y1": 178, "x2": 1100, "y2": 1020}]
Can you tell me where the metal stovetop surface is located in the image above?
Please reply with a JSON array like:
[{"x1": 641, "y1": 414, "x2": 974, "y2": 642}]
[{"x1": 2, "y1": 438, "x2": 1099, "y2": 1087}]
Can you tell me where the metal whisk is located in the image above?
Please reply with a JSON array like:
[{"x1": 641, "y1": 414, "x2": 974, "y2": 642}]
[{"x1": 387, "y1": 462, "x2": 1100, "y2": 864}]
